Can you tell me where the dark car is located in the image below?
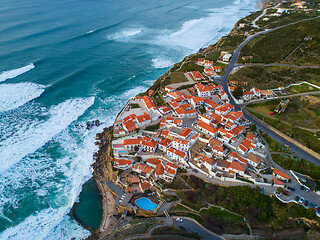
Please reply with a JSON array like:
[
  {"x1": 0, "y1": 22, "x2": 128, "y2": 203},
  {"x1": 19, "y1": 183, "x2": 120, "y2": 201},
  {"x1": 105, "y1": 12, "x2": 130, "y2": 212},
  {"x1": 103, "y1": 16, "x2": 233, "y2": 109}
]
[
  {"x1": 317, "y1": 208, "x2": 320, "y2": 214},
  {"x1": 288, "y1": 186, "x2": 295, "y2": 191},
  {"x1": 310, "y1": 202, "x2": 314, "y2": 209},
  {"x1": 304, "y1": 200, "x2": 309, "y2": 207},
  {"x1": 283, "y1": 190, "x2": 290, "y2": 196},
  {"x1": 301, "y1": 186, "x2": 305, "y2": 191},
  {"x1": 295, "y1": 196, "x2": 300, "y2": 202},
  {"x1": 193, "y1": 169, "x2": 198, "y2": 173}
]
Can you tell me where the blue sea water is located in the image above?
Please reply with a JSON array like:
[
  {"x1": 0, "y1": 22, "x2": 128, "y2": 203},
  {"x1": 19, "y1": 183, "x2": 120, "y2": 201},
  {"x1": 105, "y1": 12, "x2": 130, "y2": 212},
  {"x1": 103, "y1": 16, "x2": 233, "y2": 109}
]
[{"x1": 0, "y1": 0, "x2": 258, "y2": 239}]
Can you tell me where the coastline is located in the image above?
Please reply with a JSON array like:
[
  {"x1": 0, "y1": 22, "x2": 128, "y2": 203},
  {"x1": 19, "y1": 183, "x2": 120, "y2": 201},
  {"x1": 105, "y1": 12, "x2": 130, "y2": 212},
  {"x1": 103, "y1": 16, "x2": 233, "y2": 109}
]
[{"x1": 71, "y1": 0, "x2": 274, "y2": 238}]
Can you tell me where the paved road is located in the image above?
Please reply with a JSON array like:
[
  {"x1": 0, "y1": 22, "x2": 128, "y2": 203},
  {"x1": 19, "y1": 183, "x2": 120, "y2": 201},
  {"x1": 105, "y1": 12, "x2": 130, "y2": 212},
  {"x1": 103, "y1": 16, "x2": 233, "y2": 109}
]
[
  {"x1": 240, "y1": 90, "x2": 320, "y2": 106},
  {"x1": 234, "y1": 63, "x2": 320, "y2": 69},
  {"x1": 172, "y1": 216, "x2": 225, "y2": 240},
  {"x1": 220, "y1": 16, "x2": 320, "y2": 166}
]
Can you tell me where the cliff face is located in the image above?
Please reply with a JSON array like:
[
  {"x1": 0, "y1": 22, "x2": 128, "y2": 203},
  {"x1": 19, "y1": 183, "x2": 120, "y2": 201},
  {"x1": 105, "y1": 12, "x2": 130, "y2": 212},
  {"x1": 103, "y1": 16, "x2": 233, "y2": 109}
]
[{"x1": 93, "y1": 126, "x2": 116, "y2": 182}]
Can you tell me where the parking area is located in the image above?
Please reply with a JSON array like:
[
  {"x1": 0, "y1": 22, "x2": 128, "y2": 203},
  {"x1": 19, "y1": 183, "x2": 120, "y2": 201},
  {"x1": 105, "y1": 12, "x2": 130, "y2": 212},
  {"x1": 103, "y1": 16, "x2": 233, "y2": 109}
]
[{"x1": 278, "y1": 181, "x2": 320, "y2": 214}]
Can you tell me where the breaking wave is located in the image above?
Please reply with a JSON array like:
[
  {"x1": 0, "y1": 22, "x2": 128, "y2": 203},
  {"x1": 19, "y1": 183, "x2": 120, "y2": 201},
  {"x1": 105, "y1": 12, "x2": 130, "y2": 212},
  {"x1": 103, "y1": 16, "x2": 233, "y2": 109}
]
[
  {"x1": 0, "y1": 64, "x2": 35, "y2": 83},
  {"x1": 151, "y1": 58, "x2": 175, "y2": 68},
  {"x1": 0, "y1": 82, "x2": 45, "y2": 112},
  {"x1": 0, "y1": 97, "x2": 95, "y2": 173}
]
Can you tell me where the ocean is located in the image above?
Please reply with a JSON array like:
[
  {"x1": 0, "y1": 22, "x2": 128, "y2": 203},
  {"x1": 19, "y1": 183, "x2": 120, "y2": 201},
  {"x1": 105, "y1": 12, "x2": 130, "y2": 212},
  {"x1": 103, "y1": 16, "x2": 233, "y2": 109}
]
[{"x1": 0, "y1": 0, "x2": 258, "y2": 239}]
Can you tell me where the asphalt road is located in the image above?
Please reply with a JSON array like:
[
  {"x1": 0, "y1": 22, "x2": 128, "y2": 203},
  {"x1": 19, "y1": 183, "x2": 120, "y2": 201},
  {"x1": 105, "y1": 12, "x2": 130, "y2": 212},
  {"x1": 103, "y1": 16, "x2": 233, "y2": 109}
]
[
  {"x1": 172, "y1": 216, "x2": 225, "y2": 240},
  {"x1": 220, "y1": 17, "x2": 320, "y2": 166}
]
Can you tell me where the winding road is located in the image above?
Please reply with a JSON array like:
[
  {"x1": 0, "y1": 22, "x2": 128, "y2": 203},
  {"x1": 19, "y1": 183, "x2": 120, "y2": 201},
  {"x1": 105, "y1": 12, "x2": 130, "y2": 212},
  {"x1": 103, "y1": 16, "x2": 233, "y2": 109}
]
[{"x1": 220, "y1": 16, "x2": 320, "y2": 166}]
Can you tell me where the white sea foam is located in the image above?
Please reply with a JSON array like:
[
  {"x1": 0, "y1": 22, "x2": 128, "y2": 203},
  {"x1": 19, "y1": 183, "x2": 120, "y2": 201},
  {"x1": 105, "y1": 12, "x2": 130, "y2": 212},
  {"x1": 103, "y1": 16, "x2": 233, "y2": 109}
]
[
  {"x1": 107, "y1": 28, "x2": 143, "y2": 40},
  {"x1": 0, "y1": 120, "x2": 103, "y2": 240},
  {"x1": 0, "y1": 208, "x2": 90, "y2": 240},
  {"x1": 0, "y1": 82, "x2": 45, "y2": 112},
  {"x1": 151, "y1": 58, "x2": 174, "y2": 68},
  {"x1": 0, "y1": 64, "x2": 35, "y2": 83},
  {"x1": 86, "y1": 29, "x2": 97, "y2": 34},
  {"x1": 233, "y1": 0, "x2": 241, "y2": 5},
  {"x1": 0, "y1": 97, "x2": 95, "y2": 173}
]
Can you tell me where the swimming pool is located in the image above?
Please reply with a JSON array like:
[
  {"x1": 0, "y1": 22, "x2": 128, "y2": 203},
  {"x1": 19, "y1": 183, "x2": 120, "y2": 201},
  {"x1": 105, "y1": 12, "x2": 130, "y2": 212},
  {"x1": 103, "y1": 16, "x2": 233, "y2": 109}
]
[{"x1": 135, "y1": 197, "x2": 157, "y2": 211}]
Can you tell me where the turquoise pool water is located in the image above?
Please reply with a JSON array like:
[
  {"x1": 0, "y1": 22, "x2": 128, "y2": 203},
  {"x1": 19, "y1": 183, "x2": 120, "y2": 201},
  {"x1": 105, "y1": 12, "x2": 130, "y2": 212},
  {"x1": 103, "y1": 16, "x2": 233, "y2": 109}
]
[{"x1": 135, "y1": 198, "x2": 157, "y2": 211}]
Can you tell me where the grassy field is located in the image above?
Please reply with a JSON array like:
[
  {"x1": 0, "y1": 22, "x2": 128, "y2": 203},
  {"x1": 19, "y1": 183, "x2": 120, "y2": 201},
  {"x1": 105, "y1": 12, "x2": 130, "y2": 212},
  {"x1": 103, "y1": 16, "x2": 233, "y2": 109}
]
[
  {"x1": 256, "y1": 10, "x2": 319, "y2": 30},
  {"x1": 110, "y1": 219, "x2": 158, "y2": 240},
  {"x1": 229, "y1": 66, "x2": 320, "y2": 89},
  {"x1": 176, "y1": 174, "x2": 319, "y2": 235},
  {"x1": 247, "y1": 95, "x2": 320, "y2": 129},
  {"x1": 247, "y1": 109, "x2": 320, "y2": 153},
  {"x1": 239, "y1": 18, "x2": 320, "y2": 65}
]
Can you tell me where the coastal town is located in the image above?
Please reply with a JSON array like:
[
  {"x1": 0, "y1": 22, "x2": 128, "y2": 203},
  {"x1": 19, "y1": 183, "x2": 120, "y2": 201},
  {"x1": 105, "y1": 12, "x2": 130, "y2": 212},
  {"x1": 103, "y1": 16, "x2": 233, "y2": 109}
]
[{"x1": 87, "y1": 0, "x2": 320, "y2": 239}]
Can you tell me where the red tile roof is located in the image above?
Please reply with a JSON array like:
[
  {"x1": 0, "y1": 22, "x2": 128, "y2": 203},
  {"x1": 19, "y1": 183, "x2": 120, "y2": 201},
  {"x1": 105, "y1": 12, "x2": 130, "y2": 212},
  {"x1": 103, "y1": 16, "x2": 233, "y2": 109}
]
[
  {"x1": 273, "y1": 168, "x2": 290, "y2": 181},
  {"x1": 229, "y1": 160, "x2": 247, "y2": 173},
  {"x1": 180, "y1": 128, "x2": 192, "y2": 138}
]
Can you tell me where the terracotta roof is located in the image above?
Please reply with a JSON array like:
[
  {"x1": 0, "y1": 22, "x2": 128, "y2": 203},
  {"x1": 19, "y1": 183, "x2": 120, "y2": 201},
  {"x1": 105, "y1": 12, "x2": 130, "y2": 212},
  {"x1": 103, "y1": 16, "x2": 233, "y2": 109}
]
[
  {"x1": 217, "y1": 160, "x2": 230, "y2": 168},
  {"x1": 155, "y1": 163, "x2": 164, "y2": 176},
  {"x1": 197, "y1": 121, "x2": 218, "y2": 135},
  {"x1": 274, "y1": 179, "x2": 285, "y2": 185},
  {"x1": 230, "y1": 125, "x2": 246, "y2": 136},
  {"x1": 228, "y1": 152, "x2": 248, "y2": 164},
  {"x1": 140, "y1": 181, "x2": 152, "y2": 191},
  {"x1": 229, "y1": 160, "x2": 247, "y2": 173},
  {"x1": 273, "y1": 168, "x2": 290, "y2": 181},
  {"x1": 166, "y1": 162, "x2": 178, "y2": 169},
  {"x1": 114, "y1": 158, "x2": 133, "y2": 166},
  {"x1": 165, "y1": 166, "x2": 177, "y2": 176},
  {"x1": 136, "y1": 112, "x2": 151, "y2": 123},
  {"x1": 142, "y1": 166, "x2": 154, "y2": 174},
  {"x1": 191, "y1": 96, "x2": 204, "y2": 103},
  {"x1": 146, "y1": 158, "x2": 162, "y2": 166},
  {"x1": 124, "y1": 138, "x2": 141, "y2": 145},
  {"x1": 133, "y1": 163, "x2": 146, "y2": 171},
  {"x1": 167, "y1": 147, "x2": 186, "y2": 158},
  {"x1": 159, "y1": 138, "x2": 172, "y2": 147},
  {"x1": 141, "y1": 140, "x2": 158, "y2": 148},
  {"x1": 124, "y1": 120, "x2": 137, "y2": 132},
  {"x1": 161, "y1": 130, "x2": 169, "y2": 137},
  {"x1": 191, "y1": 71, "x2": 204, "y2": 79},
  {"x1": 209, "y1": 138, "x2": 223, "y2": 148},
  {"x1": 180, "y1": 128, "x2": 192, "y2": 138},
  {"x1": 247, "y1": 153, "x2": 263, "y2": 164},
  {"x1": 127, "y1": 177, "x2": 140, "y2": 184},
  {"x1": 174, "y1": 138, "x2": 189, "y2": 145},
  {"x1": 216, "y1": 103, "x2": 234, "y2": 113},
  {"x1": 204, "y1": 99, "x2": 219, "y2": 109}
]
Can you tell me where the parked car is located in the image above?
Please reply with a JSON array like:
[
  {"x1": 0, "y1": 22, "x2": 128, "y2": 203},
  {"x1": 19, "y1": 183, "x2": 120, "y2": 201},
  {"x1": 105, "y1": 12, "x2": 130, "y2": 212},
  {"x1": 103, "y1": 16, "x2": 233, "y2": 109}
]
[
  {"x1": 295, "y1": 196, "x2": 300, "y2": 202},
  {"x1": 314, "y1": 205, "x2": 318, "y2": 211},
  {"x1": 193, "y1": 169, "x2": 198, "y2": 173},
  {"x1": 305, "y1": 188, "x2": 309, "y2": 192},
  {"x1": 299, "y1": 197, "x2": 304, "y2": 203},
  {"x1": 317, "y1": 208, "x2": 320, "y2": 214},
  {"x1": 310, "y1": 202, "x2": 314, "y2": 209},
  {"x1": 301, "y1": 186, "x2": 305, "y2": 191},
  {"x1": 288, "y1": 186, "x2": 295, "y2": 191},
  {"x1": 304, "y1": 200, "x2": 309, "y2": 207},
  {"x1": 176, "y1": 218, "x2": 183, "y2": 222},
  {"x1": 283, "y1": 190, "x2": 290, "y2": 196}
]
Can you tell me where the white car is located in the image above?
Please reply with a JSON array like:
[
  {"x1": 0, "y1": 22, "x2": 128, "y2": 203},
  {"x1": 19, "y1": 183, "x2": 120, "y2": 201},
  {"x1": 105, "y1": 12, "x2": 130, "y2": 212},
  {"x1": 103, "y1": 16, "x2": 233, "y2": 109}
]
[
  {"x1": 299, "y1": 197, "x2": 304, "y2": 203},
  {"x1": 176, "y1": 218, "x2": 183, "y2": 222}
]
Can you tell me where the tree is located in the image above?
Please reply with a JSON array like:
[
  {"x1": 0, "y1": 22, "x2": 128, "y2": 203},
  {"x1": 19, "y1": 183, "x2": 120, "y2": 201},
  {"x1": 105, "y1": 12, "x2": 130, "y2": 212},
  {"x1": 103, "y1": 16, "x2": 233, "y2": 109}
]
[
  {"x1": 233, "y1": 85, "x2": 244, "y2": 99},
  {"x1": 249, "y1": 124, "x2": 257, "y2": 131}
]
